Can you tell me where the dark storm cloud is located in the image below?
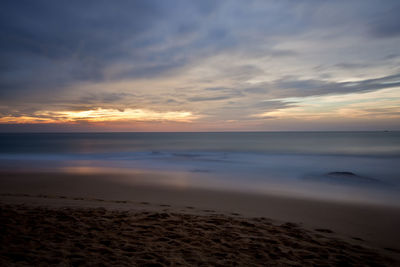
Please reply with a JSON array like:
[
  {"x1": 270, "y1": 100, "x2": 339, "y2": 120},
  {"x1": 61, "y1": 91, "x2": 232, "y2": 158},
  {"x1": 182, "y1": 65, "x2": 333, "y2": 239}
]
[
  {"x1": 238, "y1": 72, "x2": 400, "y2": 100},
  {"x1": 272, "y1": 73, "x2": 400, "y2": 98},
  {"x1": 0, "y1": 0, "x2": 220, "y2": 96}
]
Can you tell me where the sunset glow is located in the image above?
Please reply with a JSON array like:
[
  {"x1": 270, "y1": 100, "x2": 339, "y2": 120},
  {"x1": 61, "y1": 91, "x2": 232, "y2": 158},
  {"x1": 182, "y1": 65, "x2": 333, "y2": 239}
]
[{"x1": 0, "y1": 108, "x2": 199, "y2": 124}]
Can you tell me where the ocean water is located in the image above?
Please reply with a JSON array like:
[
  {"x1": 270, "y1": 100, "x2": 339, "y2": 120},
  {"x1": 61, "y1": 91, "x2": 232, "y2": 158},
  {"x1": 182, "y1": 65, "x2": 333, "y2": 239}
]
[{"x1": 0, "y1": 132, "x2": 399, "y2": 205}]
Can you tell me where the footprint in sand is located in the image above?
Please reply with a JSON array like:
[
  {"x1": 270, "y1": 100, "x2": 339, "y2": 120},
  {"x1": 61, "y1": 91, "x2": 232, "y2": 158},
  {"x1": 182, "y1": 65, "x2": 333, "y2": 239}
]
[
  {"x1": 315, "y1": 228, "x2": 334, "y2": 233},
  {"x1": 114, "y1": 200, "x2": 128, "y2": 203},
  {"x1": 202, "y1": 209, "x2": 216, "y2": 213}
]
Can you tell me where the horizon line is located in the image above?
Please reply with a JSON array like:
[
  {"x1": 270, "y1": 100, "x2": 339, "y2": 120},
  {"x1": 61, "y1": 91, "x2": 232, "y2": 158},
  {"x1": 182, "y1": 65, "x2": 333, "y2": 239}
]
[{"x1": 0, "y1": 130, "x2": 397, "y2": 134}]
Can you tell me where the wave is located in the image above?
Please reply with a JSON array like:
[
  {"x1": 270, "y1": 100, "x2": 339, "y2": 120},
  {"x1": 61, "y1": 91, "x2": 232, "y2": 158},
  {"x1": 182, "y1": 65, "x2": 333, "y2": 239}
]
[{"x1": 1, "y1": 149, "x2": 399, "y2": 206}]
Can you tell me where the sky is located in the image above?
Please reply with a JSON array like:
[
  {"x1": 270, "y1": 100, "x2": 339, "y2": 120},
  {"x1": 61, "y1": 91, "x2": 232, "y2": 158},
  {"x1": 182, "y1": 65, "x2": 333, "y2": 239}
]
[{"x1": 0, "y1": 0, "x2": 400, "y2": 132}]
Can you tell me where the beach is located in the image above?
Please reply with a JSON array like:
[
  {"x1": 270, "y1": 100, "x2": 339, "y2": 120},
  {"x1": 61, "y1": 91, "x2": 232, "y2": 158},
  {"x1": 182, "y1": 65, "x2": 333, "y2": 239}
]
[
  {"x1": 1, "y1": 132, "x2": 400, "y2": 265},
  {"x1": 1, "y1": 171, "x2": 400, "y2": 266},
  {"x1": 2, "y1": 0, "x2": 400, "y2": 264}
]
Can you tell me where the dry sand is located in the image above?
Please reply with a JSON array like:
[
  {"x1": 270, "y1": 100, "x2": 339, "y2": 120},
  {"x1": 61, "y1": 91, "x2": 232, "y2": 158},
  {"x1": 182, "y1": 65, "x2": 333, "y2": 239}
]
[
  {"x1": 1, "y1": 171, "x2": 400, "y2": 266},
  {"x1": 1, "y1": 201, "x2": 398, "y2": 266}
]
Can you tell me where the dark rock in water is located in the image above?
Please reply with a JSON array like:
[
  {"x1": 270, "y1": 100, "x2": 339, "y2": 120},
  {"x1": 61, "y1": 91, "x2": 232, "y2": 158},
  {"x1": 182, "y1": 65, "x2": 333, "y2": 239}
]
[
  {"x1": 325, "y1": 171, "x2": 384, "y2": 185},
  {"x1": 303, "y1": 171, "x2": 388, "y2": 186}
]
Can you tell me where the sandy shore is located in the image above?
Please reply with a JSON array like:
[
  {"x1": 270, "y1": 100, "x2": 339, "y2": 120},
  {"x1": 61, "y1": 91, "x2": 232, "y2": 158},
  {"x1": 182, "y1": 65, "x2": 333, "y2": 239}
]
[
  {"x1": 1, "y1": 171, "x2": 400, "y2": 265},
  {"x1": 1, "y1": 200, "x2": 398, "y2": 266}
]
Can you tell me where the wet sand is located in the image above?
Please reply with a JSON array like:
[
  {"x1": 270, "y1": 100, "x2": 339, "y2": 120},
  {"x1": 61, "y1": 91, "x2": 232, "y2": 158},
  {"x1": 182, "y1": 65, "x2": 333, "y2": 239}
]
[{"x1": 1, "y1": 171, "x2": 400, "y2": 266}]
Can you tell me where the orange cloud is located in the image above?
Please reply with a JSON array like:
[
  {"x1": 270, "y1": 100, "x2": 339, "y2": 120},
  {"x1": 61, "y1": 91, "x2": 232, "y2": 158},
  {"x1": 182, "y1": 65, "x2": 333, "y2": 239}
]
[{"x1": 0, "y1": 108, "x2": 200, "y2": 124}]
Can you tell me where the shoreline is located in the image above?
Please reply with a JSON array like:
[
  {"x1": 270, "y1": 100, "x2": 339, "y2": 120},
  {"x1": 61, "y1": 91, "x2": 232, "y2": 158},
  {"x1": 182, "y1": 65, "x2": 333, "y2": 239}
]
[
  {"x1": 1, "y1": 171, "x2": 400, "y2": 265},
  {"x1": 1, "y1": 171, "x2": 400, "y2": 248}
]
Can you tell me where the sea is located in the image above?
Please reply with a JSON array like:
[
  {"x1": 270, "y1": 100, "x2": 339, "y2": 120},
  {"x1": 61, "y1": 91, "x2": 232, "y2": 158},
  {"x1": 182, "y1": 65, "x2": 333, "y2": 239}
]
[{"x1": 0, "y1": 132, "x2": 399, "y2": 206}]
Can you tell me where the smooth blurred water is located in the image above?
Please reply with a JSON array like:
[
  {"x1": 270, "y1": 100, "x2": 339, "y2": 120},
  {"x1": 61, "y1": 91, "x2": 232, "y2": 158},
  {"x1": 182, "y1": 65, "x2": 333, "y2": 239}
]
[{"x1": 0, "y1": 132, "x2": 399, "y2": 205}]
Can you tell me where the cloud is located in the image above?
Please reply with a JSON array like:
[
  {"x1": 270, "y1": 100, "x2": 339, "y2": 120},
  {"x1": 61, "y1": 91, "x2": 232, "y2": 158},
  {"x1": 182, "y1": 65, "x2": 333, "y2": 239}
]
[
  {"x1": 334, "y1": 63, "x2": 370, "y2": 70},
  {"x1": 367, "y1": 3, "x2": 400, "y2": 38},
  {"x1": 270, "y1": 73, "x2": 400, "y2": 98},
  {"x1": 0, "y1": 0, "x2": 219, "y2": 95},
  {"x1": 255, "y1": 87, "x2": 400, "y2": 120},
  {"x1": 1, "y1": 1, "x2": 400, "y2": 131},
  {"x1": 187, "y1": 96, "x2": 231, "y2": 102}
]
